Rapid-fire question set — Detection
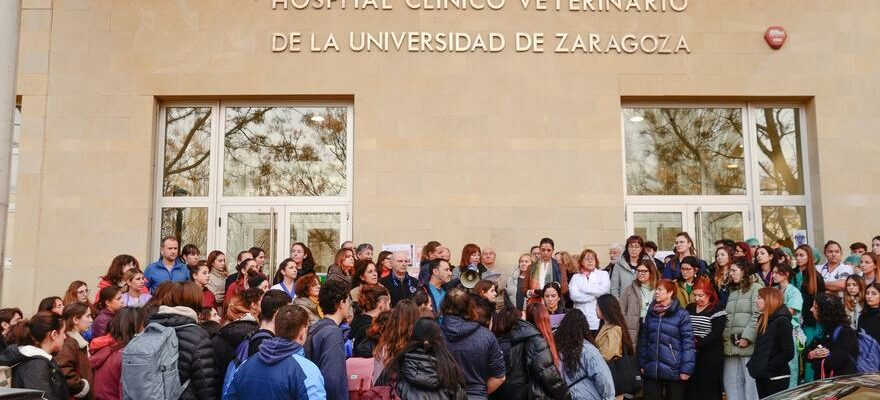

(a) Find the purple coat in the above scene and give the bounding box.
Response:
[91,308,114,338]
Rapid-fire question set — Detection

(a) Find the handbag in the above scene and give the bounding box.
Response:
[606,355,643,394]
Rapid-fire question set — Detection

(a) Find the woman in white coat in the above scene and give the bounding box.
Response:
[569,248,611,334]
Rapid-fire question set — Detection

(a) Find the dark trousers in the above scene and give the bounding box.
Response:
[644,378,684,400]
[756,378,789,398]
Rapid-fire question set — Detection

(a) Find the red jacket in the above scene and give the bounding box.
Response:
[203,287,217,310]
[88,335,122,400]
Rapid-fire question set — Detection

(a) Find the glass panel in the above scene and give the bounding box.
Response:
[223,107,347,197]
[163,107,212,197]
[624,108,745,195]
[226,212,276,277]
[695,211,744,261]
[289,212,341,273]
[160,207,208,255]
[755,108,804,195]
[633,212,683,252]
[762,206,807,249]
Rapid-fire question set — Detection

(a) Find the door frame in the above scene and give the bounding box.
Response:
[217,204,350,278]
[626,204,752,258]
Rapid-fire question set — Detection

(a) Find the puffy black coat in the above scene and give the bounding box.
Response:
[493,320,570,400]
[0,344,69,400]
[378,348,468,400]
[210,319,258,381]
[747,306,794,380]
[149,310,219,400]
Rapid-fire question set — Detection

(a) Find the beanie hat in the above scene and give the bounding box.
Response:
[746,238,760,247]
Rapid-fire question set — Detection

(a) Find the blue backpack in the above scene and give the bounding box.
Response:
[833,326,880,373]
[222,330,274,396]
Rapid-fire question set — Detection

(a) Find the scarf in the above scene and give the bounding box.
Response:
[309,296,324,318]
[653,300,672,316]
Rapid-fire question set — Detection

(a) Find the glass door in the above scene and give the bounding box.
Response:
[627,204,751,261]
[219,205,349,280]
[218,206,279,278]
[285,207,349,274]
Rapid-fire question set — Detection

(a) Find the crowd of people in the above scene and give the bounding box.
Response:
[1,234,880,400]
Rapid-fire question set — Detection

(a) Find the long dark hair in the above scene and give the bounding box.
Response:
[814,293,849,330]
[554,309,592,373]
[596,294,634,355]
[383,318,465,392]
[108,307,146,350]
[8,312,63,347]
[102,255,139,285]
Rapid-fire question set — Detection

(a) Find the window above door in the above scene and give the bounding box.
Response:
[153,101,354,261]
[622,103,812,251]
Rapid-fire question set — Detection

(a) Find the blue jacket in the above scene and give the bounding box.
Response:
[441,315,506,399]
[144,258,190,292]
[224,337,325,400]
[638,299,696,381]
[561,340,615,400]
[304,318,348,400]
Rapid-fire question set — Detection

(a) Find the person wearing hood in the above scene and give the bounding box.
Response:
[225,305,325,400]
[376,317,468,400]
[0,312,69,400]
[147,282,219,400]
[55,303,94,399]
[746,288,794,398]
[637,280,695,400]
[89,307,143,400]
[304,279,351,400]
[441,287,506,399]
[493,303,570,400]
[610,236,647,298]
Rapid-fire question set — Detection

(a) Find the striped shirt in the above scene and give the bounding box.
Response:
[688,305,727,338]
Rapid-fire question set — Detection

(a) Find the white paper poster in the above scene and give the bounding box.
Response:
[793,230,808,247]
[382,243,418,278]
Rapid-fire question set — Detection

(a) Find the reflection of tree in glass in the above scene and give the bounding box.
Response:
[223,107,347,197]
[756,109,803,195]
[762,206,806,249]
[625,108,745,195]
[163,108,212,197]
[160,208,208,252]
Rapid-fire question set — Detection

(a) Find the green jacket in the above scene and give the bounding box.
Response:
[723,283,760,356]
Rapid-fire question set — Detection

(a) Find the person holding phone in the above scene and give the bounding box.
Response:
[722,262,761,400]
[804,293,858,380]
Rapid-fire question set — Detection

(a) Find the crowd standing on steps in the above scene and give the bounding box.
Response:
[1,234,880,399]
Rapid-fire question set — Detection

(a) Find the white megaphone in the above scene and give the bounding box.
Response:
[461,263,481,289]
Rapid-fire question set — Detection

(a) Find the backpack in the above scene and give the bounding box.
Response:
[222,330,274,397]
[347,357,375,400]
[833,326,880,373]
[122,322,195,400]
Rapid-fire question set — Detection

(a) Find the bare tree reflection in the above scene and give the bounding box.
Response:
[223,107,347,197]
[160,208,208,251]
[625,108,745,195]
[756,108,804,195]
[163,108,212,196]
